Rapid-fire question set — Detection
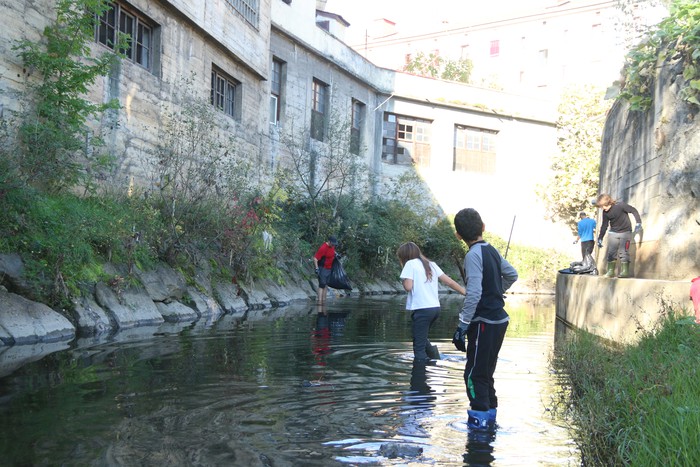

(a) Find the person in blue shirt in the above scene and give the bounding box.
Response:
[573,211,596,261]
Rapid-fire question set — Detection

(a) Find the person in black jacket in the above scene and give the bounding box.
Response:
[452,208,518,432]
[596,194,642,278]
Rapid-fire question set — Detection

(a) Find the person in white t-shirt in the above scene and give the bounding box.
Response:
[397,242,465,362]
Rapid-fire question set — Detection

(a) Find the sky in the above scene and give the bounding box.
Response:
[324,0,560,45]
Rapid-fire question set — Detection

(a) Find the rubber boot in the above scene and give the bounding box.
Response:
[426,344,441,360]
[619,262,631,278]
[605,261,616,278]
[488,408,497,429]
[467,410,490,432]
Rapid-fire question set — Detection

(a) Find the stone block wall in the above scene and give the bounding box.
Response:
[599,59,700,280]
[556,273,692,343]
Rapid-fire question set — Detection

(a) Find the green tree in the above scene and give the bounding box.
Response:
[537,86,611,232]
[404,52,473,84]
[12,0,120,193]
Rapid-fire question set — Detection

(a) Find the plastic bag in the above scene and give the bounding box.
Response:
[328,258,352,290]
[558,253,598,275]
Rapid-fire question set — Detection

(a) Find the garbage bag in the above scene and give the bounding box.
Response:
[558,253,598,275]
[328,258,352,290]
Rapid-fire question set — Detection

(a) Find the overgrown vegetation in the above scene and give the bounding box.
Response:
[537,86,610,231]
[552,309,700,465]
[11,0,121,193]
[620,0,700,110]
[0,0,564,311]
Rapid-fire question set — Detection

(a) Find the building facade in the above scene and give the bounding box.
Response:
[1,0,574,248]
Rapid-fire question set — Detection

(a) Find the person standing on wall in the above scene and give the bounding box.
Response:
[573,211,596,261]
[313,235,338,304]
[596,194,642,278]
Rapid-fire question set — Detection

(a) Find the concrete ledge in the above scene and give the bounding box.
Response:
[556,273,692,343]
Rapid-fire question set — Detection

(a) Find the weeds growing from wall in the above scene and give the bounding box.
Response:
[620,0,700,110]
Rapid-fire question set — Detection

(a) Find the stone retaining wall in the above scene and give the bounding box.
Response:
[555,273,693,343]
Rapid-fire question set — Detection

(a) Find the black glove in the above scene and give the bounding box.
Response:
[597,239,603,248]
[314,267,319,275]
[452,325,468,352]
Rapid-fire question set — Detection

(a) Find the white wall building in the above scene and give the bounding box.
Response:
[1,0,579,250]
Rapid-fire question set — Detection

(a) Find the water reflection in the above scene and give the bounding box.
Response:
[0,296,578,465]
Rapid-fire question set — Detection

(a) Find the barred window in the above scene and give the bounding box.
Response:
[95,2,155,70]
[225,0,259,28]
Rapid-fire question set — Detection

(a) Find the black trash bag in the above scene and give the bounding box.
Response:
[558,253,598,275]
[328,257,352,290]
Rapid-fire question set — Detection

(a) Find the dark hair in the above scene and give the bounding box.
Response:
[396,242,433,282]
[454,208,483,243]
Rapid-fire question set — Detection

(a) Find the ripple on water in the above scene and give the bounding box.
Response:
[0,298,578,466]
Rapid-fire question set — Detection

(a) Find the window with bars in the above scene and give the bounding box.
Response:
[95,2,155,70]
[454,125,498,173]
[350,99,365,155]
[211,66,241,120]
[311,79,328,141]
[270,58,284,125]
[382,113,431,166]
[225,0,259,28]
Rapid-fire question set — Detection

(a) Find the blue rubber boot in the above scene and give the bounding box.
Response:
[467,410,490,432]
[488,408,497,429]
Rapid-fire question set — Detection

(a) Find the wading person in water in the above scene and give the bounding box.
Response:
[451,208,518,432]
[397,242,465,363]
[595,194,642,278]
[313,236,338,304]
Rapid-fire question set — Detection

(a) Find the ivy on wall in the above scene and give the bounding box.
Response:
[620,0,700,110]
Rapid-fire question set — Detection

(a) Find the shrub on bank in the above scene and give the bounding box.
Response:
[554,311,700,465]
[0,180,565,310]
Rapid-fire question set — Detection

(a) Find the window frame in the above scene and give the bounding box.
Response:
[311,78,328,141]
[270,58,284,125]
[95,2,155,71]
[454,125,498,173]
[382,113,431,166]
[350,99,365,155]
[211,66,242,121]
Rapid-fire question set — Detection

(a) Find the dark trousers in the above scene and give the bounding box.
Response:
[580,240,594,259]
[411,307,440,361]
[463,320,509,411]
[606,231,633,262]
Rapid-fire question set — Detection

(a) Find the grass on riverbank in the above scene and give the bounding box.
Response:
[554,310,700,466]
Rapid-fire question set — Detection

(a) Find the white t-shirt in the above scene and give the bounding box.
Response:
[400,258,444,310]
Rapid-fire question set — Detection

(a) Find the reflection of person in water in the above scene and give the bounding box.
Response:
[463,431,496,465]
[397,360,438,439]
[312,308,332,366]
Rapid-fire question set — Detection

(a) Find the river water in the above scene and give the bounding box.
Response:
[0,296,578,466]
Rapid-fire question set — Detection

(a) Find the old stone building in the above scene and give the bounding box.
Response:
[1,0,573,247]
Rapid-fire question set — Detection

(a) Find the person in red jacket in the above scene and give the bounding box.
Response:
[313,236,338,304]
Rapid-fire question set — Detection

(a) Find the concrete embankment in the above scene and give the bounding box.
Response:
[556,273,693,343]
[0,254,410,347]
